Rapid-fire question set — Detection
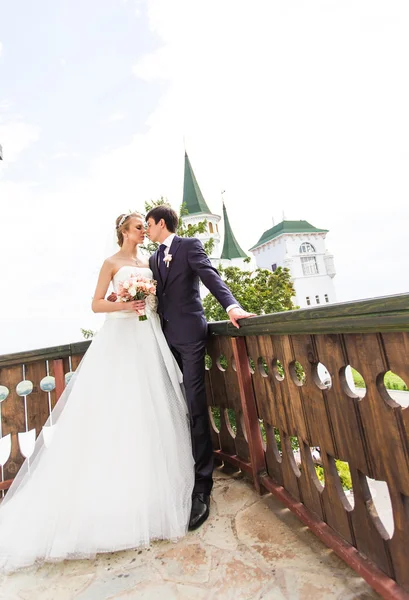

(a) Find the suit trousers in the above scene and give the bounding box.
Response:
[164,333,214,495]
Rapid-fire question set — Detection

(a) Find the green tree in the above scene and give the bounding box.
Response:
[142,197,215,256]
[202,265,296,321]
[81,328,95,339]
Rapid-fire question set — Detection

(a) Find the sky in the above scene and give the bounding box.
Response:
[0,0,408,354]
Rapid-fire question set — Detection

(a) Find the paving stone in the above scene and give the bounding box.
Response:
[213,467,235,482]
[201,514,238,551]
[208,553,272,600]
[108,582,179,599]
[265,568,379,600]
[75,564,162,600]
[212,478,258,516]
[236,496,345,571]
[152,541,212,584]
[175,583,210,599]
[0,571,95,600]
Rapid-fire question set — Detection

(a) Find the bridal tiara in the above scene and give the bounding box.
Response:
[117,214,130,229]
[117,211,143,229]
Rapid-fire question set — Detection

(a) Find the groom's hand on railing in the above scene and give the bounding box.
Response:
[227,307,256,329]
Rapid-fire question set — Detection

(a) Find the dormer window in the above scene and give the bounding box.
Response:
[300,242,316,254]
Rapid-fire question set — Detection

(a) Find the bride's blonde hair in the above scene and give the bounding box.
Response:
[115,212,143,247]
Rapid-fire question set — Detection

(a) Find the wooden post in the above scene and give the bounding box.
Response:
[231,337,266,493]
[0,479,13,491]
[53,359,65,401]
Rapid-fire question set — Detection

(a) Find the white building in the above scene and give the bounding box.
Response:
[249,221,336,308]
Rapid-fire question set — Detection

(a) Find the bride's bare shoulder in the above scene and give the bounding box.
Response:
[101,254,121,272]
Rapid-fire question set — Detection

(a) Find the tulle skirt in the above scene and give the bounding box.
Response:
[0,310,194,573]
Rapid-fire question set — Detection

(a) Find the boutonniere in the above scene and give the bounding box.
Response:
[163,254,172,268]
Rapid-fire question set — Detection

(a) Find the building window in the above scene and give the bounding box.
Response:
[325,294,329,303]
[316,295,320,304]
[216,224,219,232]
[301,255,318,276]
[306,296,311,306]
[271,263,277,272]
[300,242,316,254]
[209,222,214,233]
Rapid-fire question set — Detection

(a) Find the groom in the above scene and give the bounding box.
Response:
[146,205,254,530]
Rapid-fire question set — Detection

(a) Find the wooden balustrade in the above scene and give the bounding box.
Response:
[0,342,90,485]
[205,293,409,600]
[1,293,409,598]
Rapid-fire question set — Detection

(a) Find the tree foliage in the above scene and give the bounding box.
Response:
[81,328,95,339]
[202,265,296,321]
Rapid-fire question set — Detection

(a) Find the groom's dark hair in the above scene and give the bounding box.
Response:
[146,205,179,233]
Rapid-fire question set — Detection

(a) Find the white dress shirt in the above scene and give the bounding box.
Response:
[159,233,238,313]
[160,233,176,256]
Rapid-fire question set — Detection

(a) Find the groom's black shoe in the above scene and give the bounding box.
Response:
[188,493,210,531]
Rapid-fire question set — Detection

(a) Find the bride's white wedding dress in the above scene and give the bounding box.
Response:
[0,266,195,573]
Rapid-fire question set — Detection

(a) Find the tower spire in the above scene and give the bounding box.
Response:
[182,152,212,215]
[220,200,247,260]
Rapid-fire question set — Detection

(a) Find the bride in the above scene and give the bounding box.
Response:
[0,212,195,573]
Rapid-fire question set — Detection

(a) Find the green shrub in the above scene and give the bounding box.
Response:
[352,368,408,392]
[314,460,352,490]
[351,368,365,388]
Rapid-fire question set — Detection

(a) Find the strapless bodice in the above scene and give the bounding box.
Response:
[112,265,153,293]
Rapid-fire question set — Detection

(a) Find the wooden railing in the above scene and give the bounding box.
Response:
[0,342,90,487]
[1,293,409,598]
[205,293,409,600]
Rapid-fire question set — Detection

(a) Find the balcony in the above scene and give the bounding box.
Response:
[1,293,409,599]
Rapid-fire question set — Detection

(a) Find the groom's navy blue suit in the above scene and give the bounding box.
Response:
[149,235,238,494]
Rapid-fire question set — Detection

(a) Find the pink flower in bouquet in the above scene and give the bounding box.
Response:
[116,276,157,321]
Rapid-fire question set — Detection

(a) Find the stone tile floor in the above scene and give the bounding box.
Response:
[0,468,380,600]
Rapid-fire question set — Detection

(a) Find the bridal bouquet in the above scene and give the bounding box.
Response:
[117,275,157,321]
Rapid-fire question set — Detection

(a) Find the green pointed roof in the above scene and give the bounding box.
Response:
[182,152,212,215]
[249,220,328,251]
[220,202,247,260]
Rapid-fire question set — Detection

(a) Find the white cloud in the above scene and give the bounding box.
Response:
[0,120,41,162]
[134,1,143,17]
[0,100,13,111]
[103,111,127,124]
[123,0,143,17]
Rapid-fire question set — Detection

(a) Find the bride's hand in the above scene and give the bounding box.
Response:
[119,300,146,312]
[133,300,146,312]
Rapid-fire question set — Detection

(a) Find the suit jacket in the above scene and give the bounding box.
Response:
[149,236,238,344]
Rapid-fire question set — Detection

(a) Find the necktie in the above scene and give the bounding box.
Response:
[159,243,167,282]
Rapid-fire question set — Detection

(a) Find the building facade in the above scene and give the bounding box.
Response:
[250,221,336,308]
